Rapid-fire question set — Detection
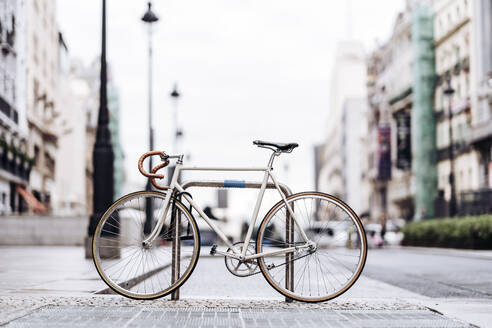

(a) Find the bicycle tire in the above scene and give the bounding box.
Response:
[256,192,367,302]
[92,191,200,300]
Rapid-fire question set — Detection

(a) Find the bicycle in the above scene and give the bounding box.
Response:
[92,140,367,303]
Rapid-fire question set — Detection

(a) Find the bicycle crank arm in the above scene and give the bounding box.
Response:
[213,249,243,260]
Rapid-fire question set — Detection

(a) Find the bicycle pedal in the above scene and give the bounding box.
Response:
[210,244,218,256]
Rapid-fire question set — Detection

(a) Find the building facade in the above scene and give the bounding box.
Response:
[53,47,91,215]
[81,59,124,213]
[24,0,60,212]
[468,0,492,211]
[53,57,124,216]
[0,0,32,215]
[318,40,368,215]
[364,0,492,221]
[365,6,416,222]
[365,1,440,222]
[432,0,481,216]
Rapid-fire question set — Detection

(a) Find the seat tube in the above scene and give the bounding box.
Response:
[242,168,270,257]
[270,172,310,242]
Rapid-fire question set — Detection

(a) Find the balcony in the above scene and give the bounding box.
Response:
[0,143,34,182]
[437,142,470,162]
[0,75,19,124]
[459,189,492,215]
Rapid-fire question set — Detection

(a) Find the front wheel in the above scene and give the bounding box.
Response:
[256,192,367,302]
[92,191,200,300]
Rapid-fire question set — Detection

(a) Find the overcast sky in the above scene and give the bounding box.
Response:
[58,0,405,220]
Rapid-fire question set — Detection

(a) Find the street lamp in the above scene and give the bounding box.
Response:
[443,71,457,217]
[141,2,159,234]
[170,84,181,153]
[168,84,182,184]
[86,0,115,258]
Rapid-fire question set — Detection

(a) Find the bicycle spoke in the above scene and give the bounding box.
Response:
[93,192,199,299]
[257,193,367,302]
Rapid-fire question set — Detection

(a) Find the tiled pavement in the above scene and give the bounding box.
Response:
[2,305,469,328]
[0,247,476,327]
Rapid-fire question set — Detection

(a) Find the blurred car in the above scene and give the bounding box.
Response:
[383,220,404,245]
[306,221,349,248]
[365,223,384,248]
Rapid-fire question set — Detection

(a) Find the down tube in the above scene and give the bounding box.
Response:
[174,184,237,252]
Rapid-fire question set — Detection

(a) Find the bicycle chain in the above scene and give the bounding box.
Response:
[243,250,314,277]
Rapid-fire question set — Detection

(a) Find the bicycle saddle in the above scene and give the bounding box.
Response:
[253,140,299,153]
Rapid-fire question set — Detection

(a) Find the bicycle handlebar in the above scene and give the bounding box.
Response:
[150,162,169,190]
[138,151,170,190]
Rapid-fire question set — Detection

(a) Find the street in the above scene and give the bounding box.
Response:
[364,248,492,299]
[1,246,491,327]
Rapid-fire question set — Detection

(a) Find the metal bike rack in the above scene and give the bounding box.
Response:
[171,180,294,302]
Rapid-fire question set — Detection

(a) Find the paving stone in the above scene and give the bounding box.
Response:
[1,305,470,328]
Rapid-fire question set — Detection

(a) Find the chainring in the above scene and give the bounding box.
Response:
[224,242,259,277]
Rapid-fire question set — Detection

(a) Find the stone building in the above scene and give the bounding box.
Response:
[53,57,124,216]
[365,1,439,221]
[432,0,480,215]
[24,0,60,212]
[318,41,368,215]
[0,0,32,215]
[467,0,492,211]
[80,59,124,213]
[365,5,416,222]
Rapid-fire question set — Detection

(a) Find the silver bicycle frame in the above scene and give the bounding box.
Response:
[143,151,312,260]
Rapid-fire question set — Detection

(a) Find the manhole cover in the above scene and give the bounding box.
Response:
[4,306,469,328]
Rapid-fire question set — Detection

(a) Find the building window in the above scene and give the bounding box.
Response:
[33,78,39,104]
[33,34,39,64]
[45,153,55,178]
[34,146,40,167]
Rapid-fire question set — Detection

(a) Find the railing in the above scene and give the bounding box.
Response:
[0,150,31,181]
[437,142,470,162]
[0,95,19,124]
[459,189,492,216]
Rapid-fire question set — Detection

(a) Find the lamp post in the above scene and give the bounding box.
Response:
[170,84,181,153]
[168,84,181,183]
[444,71,457,217]
[141,2,159,234]
[86,0,115,258]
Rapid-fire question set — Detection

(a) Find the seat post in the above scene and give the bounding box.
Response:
[267,151,280,168]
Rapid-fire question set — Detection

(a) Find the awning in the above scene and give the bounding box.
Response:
[16,186,47,214]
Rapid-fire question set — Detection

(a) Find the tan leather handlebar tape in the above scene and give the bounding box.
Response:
[150,162,169,190]
[138,151,166,179]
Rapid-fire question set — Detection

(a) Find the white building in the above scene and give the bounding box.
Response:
[318,41,368,214]
[52,46,91,215]
[432,0,480,206]
[24,0,60,212]
[469,0,492,191]
[0,0,30,215]
[342,98,368,214]
[365,6,416,222]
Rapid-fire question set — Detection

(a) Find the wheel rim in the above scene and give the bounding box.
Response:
[257,193,367,302]
[93,192,199,299]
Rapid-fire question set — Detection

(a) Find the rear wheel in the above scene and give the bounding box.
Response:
[92,191,200,300]
[256,192,367,302]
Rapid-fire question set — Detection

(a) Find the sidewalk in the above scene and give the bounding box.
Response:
[0,246,475,327]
